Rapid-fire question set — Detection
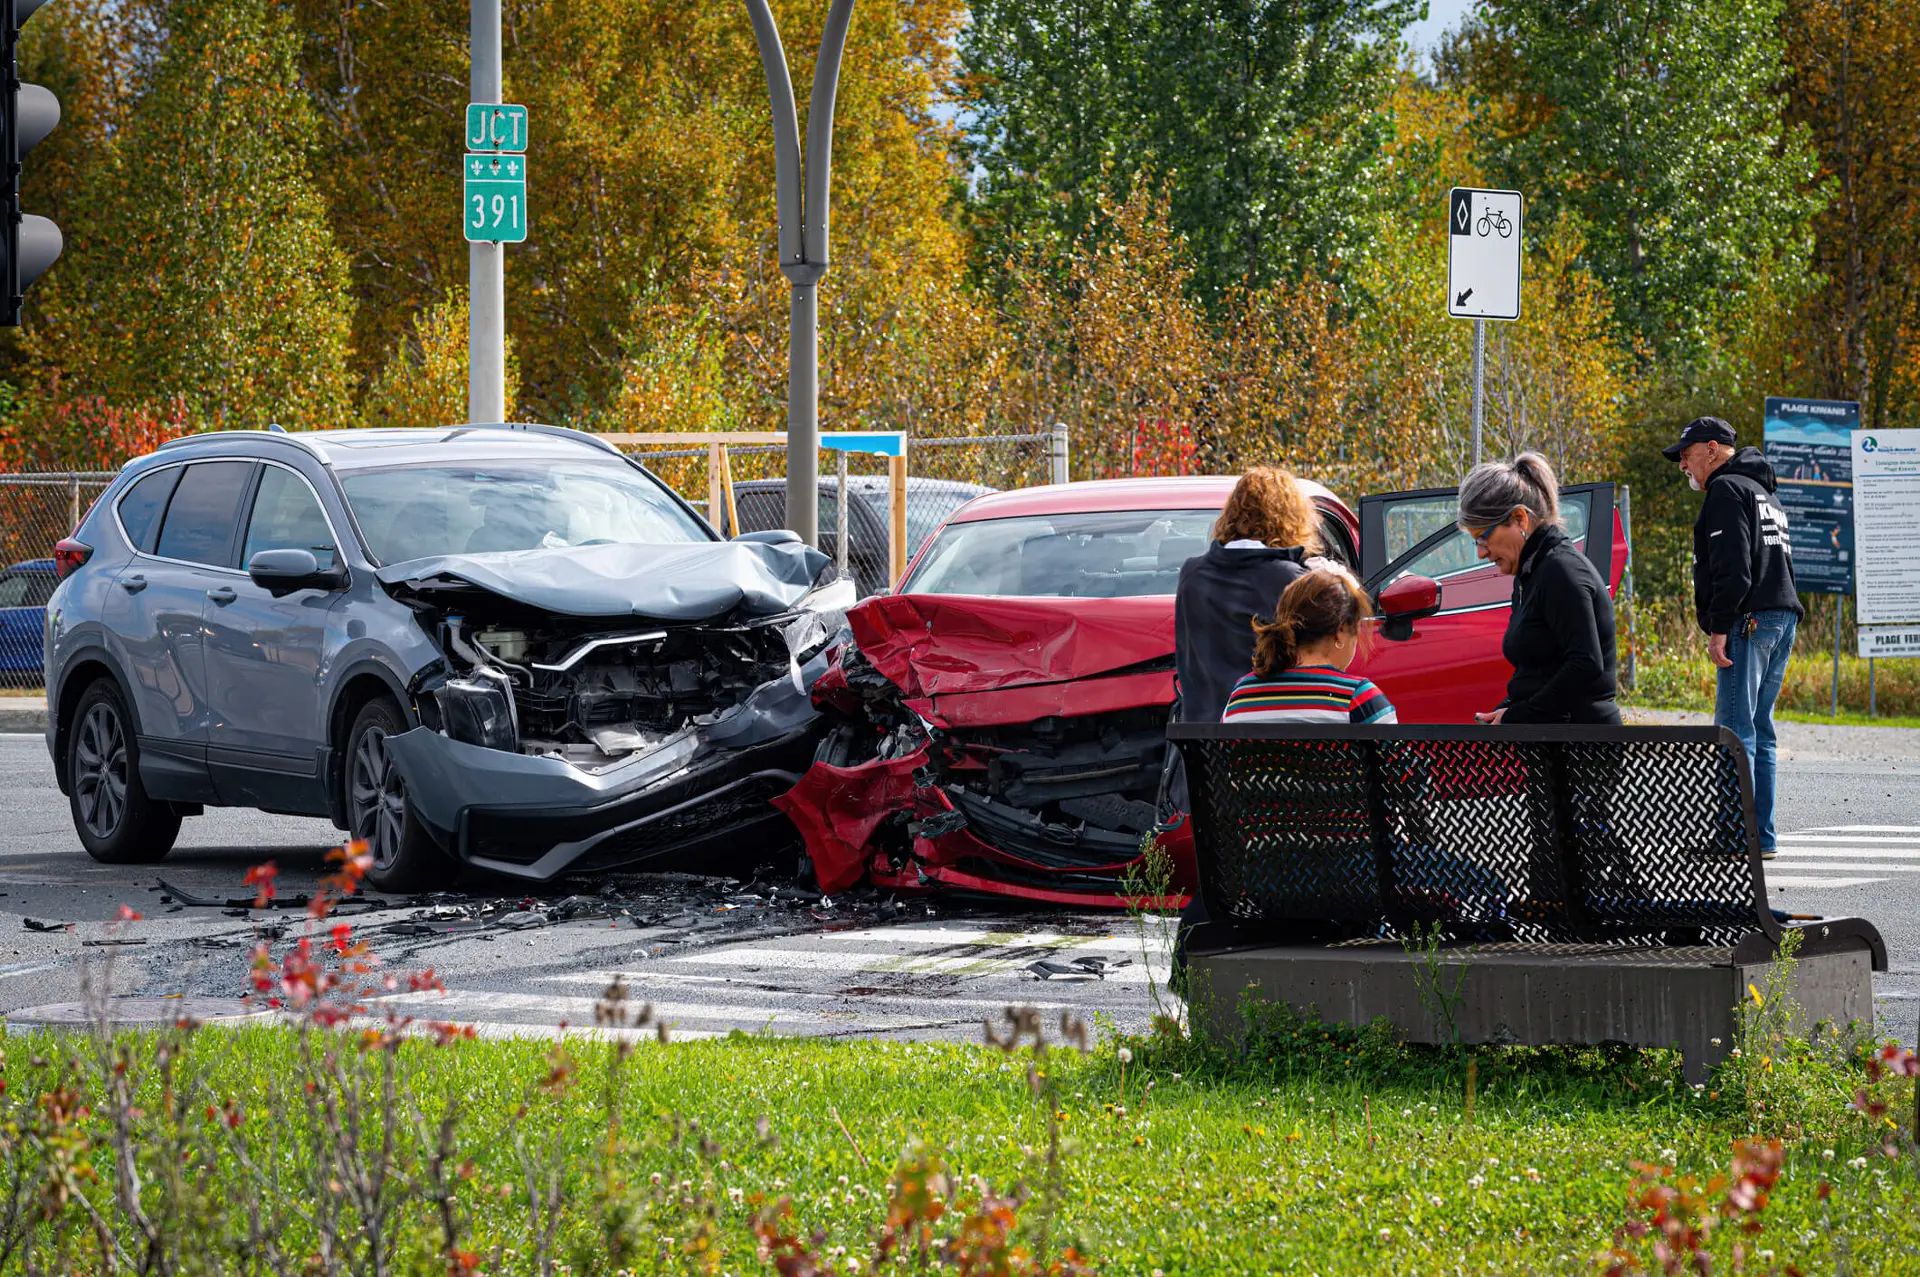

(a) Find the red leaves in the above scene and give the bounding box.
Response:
[311,841,371,920]
[1863,1041,1920,1083]
[244,862,279,908]
[1609,1139,1784,1275]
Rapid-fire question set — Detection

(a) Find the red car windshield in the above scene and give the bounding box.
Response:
[902,509,1219,598]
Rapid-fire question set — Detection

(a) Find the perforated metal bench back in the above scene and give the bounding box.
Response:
[1169,724,1774,949]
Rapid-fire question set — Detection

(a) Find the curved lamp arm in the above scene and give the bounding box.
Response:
[743,0,804,271]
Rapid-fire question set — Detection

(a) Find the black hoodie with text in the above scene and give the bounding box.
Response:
[1692,447,1804,635]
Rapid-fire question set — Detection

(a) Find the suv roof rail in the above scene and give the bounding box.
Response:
[468,421,625,458]
[155,430,328,459]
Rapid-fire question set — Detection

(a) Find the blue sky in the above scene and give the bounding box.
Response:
[1405,0,1477,59]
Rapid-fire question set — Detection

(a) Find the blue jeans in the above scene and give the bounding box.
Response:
[1715,610,1798,851]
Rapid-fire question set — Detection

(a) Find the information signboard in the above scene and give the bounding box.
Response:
[1762,397,1856,595]
[1852,428,1920,627]
[1859,626,1920,659]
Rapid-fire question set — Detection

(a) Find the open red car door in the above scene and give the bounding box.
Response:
[1354,482,1622,722]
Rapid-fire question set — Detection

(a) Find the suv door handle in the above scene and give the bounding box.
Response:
[119,575,147,594]
[207,586,237,606]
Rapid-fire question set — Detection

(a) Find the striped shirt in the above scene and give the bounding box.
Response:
[1220,666,1398,725]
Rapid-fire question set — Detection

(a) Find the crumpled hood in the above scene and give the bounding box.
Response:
[375,540,830,620]
[1714,446,1780,493]
[848,593,1175,697]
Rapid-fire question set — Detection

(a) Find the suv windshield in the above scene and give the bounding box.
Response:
[341,460,708,564]
[903,510,1219,598]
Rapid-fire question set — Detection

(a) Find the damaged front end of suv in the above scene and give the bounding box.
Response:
[378,540,850,879]
[775,594,1194,907]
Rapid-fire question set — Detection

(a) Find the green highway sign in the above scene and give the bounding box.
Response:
[466,103,527,152]
[463,152,527,243]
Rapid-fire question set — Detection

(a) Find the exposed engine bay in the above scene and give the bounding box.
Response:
[776,640,1194,905]
[408,596,847,773]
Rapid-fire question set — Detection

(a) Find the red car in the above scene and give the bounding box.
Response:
[776,476,1626,907]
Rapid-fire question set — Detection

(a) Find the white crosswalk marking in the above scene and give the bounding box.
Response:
[362,922,1179,1043]
[1764,876,1889,889]
[1767,825,1920,893]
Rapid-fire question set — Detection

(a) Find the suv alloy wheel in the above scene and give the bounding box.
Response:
[68,678,181,864]
[343,698,451,892]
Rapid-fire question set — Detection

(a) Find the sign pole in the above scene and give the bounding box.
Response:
[1832,594,1841,716]
[1470,318,1485,467]
[469,0,505,424]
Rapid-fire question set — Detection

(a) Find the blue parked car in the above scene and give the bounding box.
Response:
[43,424,850,890]
[0,558,57,684]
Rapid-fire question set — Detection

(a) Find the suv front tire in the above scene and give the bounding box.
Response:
[343,698,450,893]
[68,678,181,864]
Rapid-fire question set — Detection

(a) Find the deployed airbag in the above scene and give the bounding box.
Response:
[378,540,831,620]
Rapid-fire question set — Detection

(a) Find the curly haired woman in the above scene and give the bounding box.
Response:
[1173,466,1324,726]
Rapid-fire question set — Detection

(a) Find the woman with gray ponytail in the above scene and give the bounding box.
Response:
[1457,452,1619,725]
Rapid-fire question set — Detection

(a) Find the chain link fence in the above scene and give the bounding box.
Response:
[0,472,114,688]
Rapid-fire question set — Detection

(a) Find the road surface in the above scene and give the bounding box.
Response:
[0,722,1912,1044]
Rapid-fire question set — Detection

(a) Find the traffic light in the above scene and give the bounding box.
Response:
[2,0,60,326]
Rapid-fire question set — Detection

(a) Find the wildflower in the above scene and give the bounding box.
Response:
[1710,1037,1722,1046]
[1118,1047,1133,1064]
[1379,1228,1392,1241]
[1849,1156,1869,1170]
[1661,1148,1676,1161]
[1731,1047,1743,1058]
[1171,1072,1182,1081]
[1429,1194,1442,1207]
[1822,1149,1834,1159]
[1467,1175,1485,1189]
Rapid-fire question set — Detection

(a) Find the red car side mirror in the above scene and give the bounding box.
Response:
[1376,574,1441,642]
[1378,574,1440,616]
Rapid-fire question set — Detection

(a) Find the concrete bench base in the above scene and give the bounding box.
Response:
[1186,940,1877,1082]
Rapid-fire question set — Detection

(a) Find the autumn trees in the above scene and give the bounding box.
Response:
[0,0,1915,604]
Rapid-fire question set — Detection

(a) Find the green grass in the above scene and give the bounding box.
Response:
[9,1009,1917,1274]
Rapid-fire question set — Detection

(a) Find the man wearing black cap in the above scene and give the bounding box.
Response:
[1664,416,1803,858]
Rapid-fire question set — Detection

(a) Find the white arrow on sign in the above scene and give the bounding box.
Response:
[1446,187,1523,322]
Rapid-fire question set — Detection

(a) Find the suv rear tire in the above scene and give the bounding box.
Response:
[68,679,181,864]
[343,698,450,894]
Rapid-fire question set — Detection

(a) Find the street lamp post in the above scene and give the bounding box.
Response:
[744,0,855,548]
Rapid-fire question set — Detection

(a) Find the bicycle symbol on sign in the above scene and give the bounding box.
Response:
[1476,208,1513,238]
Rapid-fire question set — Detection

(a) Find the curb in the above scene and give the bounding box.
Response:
[0,698,47,734]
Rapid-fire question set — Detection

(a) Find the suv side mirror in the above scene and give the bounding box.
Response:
[732,528,802,546]
[1376,574,1441,642]
[248,548,347,598]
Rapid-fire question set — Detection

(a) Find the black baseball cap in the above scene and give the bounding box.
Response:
[1662,416,1737,461]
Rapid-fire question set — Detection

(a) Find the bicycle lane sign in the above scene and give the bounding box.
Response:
[1447,187,1523,321]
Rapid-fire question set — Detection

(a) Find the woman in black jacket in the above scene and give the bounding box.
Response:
[1457,453,1628,904]
[1456,452,1620,725]
[1173,465,1321,726]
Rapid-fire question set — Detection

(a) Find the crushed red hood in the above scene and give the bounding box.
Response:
[848,594,1175,699]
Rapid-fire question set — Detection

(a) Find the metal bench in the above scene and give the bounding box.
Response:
[1169,723,1887,1081]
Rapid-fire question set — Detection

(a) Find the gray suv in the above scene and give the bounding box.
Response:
[44,425,849,891]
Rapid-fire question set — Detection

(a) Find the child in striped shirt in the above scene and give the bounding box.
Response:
[1221,567,1398,724]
